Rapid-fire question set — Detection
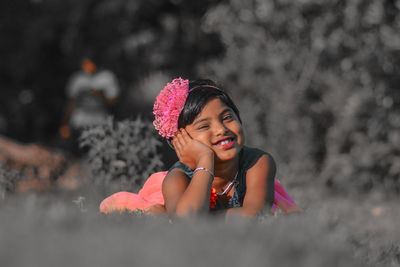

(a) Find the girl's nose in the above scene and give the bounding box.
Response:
[214,122,228,136]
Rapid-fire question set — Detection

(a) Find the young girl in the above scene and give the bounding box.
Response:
[100,78,299,217]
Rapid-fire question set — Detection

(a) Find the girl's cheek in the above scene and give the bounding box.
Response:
[240,132,245,145]
[187,131,204,142]
[237,126,245,145]
[197,136,211,146]
[184,127,196,139]
[194,134,213,147]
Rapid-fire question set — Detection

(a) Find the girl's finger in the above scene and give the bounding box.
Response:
[171,138,180,155]
[175,131,186,147]
[175,146,182,160]
[180,128,192,142]
[171,138,176,148]
[171,137,178,149]
[169,139,175,150]
[173,136,183,153]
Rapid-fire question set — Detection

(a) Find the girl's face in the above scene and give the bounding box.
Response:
[185,98,245,163]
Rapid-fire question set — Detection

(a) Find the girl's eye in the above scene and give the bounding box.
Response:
[223,114,233,121]
[197,124,209,130]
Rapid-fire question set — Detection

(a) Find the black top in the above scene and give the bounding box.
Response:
[168,146,276,209]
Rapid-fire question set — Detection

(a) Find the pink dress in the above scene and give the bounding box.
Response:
[99,171,299,214]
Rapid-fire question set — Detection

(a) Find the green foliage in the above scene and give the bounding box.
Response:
[80,117,163,192]
[199,0,400,194]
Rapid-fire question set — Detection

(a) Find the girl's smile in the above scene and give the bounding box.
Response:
[213,136,236,150]
[185,98,244,162]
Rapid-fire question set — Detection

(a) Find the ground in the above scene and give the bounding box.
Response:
[1,180,399,267]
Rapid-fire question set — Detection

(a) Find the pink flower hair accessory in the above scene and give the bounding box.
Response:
[153,78,189,138]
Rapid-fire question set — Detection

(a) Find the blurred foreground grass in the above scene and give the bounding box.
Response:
[1,185,399,267]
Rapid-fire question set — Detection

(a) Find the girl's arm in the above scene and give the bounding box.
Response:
[225,154,275,217]
[162,129,215,217]
[162,155,214,216]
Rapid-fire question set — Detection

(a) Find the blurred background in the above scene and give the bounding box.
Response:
[1,0,400,198]
[1,1,400,266]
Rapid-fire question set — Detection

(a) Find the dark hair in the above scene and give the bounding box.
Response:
[177,79,241,129]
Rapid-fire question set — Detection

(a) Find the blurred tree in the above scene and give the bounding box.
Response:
[3,0,398,196]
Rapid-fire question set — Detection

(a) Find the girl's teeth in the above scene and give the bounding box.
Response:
[219,139,230,145]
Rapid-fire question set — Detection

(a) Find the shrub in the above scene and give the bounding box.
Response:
[0,163,20,200]
[80,117,163,193]
[199,0,400,195]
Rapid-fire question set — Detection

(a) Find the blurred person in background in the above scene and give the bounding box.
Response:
[59,58,120,156]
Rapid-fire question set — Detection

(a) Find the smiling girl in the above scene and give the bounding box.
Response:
[100,78,299,217]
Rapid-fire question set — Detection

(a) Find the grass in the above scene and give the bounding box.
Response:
[1,183,399,267]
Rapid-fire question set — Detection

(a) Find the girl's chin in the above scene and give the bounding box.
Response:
[214,147,242,163]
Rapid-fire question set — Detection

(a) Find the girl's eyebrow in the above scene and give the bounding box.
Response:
[193,108,232,125]
[193,117,210,126]
[220,108,232,115]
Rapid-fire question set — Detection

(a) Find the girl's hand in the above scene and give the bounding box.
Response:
[171,128,214,170]
[144,204,166,215]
